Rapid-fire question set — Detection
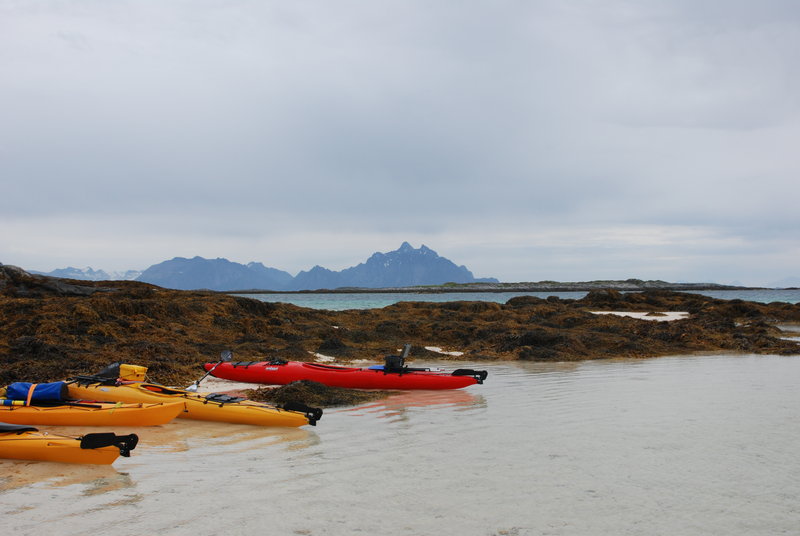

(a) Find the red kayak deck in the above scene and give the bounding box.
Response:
[204,361,487,390]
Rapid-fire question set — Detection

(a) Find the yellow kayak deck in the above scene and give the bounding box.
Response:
[67,381,320,427]
[0,401,184,426]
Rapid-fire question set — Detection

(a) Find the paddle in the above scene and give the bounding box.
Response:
[185,350,233,392]
[80,433,139,457]
[0,398,104,408]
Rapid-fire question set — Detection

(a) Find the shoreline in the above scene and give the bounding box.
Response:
[2,266,799,387]
[222,280,778,295]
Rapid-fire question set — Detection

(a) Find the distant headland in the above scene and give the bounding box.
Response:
[238,279,751,294]
[32,242,500,292]
[26,242,792,292]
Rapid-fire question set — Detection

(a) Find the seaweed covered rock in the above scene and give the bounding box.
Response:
[0,264,107,298]
[1,266,798,386]
[246,381,391,407]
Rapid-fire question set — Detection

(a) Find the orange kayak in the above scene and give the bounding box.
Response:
[66,362,322,427]
[0,422,138,464]
[0,401,184,426]
[67,380,321,427]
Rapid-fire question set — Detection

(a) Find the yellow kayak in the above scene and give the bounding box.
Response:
[0,401,184,426]
[0,422,138,464]
[67,379,321,427]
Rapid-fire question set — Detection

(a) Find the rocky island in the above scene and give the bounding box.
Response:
[1,264,798,388]
[254,278,748,294]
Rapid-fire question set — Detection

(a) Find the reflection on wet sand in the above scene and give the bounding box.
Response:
[0,460,122,492]
[157,420,317,453]
[0,420,317,492]
[120,420,317,454]
[36,419,317,453]
[335,388,485,418]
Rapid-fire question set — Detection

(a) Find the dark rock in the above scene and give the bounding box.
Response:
[246,381,392,407]
[316,337,352,357]
[1,264,109,298]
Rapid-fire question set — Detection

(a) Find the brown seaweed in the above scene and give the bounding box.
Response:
[2,266,798,386]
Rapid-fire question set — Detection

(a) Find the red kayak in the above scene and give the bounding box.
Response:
[203,347,487,390]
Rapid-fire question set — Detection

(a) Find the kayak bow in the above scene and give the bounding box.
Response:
[0,422,138,464]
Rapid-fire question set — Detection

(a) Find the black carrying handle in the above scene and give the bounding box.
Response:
[80,433,139,457]
[451,369,489,384]
[281,402,324,426]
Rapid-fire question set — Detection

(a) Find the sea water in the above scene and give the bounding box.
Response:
[234,289,800,310]
[2,354,799,535]
[233,290,586,310]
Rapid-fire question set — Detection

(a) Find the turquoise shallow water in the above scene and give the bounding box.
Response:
[234,289,800,310]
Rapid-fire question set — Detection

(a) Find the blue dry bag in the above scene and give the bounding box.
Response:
[6,381,68,402]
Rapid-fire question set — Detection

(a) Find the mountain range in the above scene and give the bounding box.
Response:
[32,242,498,291]
[38,266,143,282]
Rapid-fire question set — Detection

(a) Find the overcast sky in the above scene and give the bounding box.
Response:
[2,1,799,286]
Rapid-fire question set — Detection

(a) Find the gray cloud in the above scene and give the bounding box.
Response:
[1,0,798,286]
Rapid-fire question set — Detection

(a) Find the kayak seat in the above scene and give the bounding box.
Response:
[140,384,185,395]
[383,355,406,374]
